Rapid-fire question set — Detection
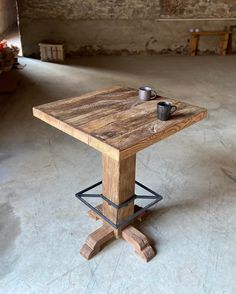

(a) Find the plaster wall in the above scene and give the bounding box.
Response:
[0,0,17,37]
[17,0,236,56]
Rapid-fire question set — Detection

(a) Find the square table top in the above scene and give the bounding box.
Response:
[33,86,207,160]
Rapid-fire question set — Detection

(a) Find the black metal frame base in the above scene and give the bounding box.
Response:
[75,181,163,229]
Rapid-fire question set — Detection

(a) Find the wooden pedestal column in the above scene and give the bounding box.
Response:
[102,154,136,238]
[80,154,155,262]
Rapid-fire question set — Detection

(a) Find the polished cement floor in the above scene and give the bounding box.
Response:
[0,55,236,294]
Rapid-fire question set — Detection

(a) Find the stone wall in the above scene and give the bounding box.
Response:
[0,0,17,37]
[17,0,236,56]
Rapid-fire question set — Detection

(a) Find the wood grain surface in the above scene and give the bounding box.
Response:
[191,31,231,36]
[80,224,115,260]
[189,31,231,56]
[102,154,136,237]
[122,225,156,262]
[33,86,207,160]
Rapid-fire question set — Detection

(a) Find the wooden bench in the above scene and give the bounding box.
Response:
[188,31,232,56]
[228,26,236,54]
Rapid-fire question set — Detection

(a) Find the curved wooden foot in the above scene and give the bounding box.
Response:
[80,224,115,260]
[122,225,155,262]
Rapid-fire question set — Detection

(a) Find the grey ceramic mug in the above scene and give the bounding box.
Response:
[139,86,157,101]
[157,101,177,121]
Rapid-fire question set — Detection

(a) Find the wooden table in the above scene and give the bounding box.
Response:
[33,86,207,262]
[188,31,231,56]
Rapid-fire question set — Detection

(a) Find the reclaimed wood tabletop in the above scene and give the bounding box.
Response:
[33,86,207,160]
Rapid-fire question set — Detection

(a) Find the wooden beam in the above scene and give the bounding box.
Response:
[219,32,230,55]
[191,31,231,36]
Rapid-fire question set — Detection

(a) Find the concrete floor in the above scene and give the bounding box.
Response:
[0,55,236,294]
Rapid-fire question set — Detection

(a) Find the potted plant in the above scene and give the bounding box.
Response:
[0,40,19,73]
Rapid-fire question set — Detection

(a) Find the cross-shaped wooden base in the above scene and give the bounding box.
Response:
[80,204,156,262]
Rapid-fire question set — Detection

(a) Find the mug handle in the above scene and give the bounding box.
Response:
[171,105,177,114]
[150,90,157,100]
